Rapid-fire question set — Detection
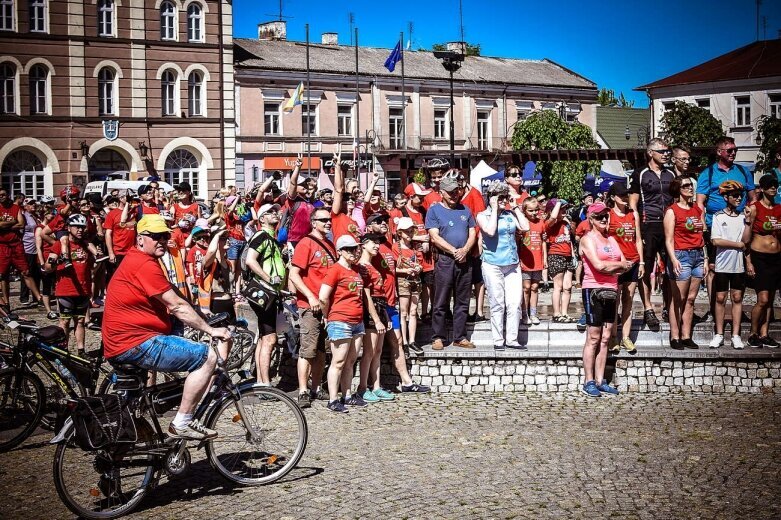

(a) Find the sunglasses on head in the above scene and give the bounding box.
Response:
[142,232,171,241]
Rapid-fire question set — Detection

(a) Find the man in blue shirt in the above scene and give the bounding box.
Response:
[426,176,477,350]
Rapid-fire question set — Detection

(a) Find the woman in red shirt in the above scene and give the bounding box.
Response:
[319,235,367,414]
[607,183,644,353]
[664,177,707,350]
[544,198,575,322]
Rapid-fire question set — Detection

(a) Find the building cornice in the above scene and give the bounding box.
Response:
[0,115,235,125]
[0,31,231,51]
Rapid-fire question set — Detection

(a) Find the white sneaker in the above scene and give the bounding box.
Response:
[168,419,217,440]
[731,336,745,350]
[709,334,724,349]
[530,315,540,325]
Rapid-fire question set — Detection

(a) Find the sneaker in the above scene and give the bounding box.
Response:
[661,309,669,322]
[577,314,587,330]
[408,342,424,355]
[168,419,217,440]
[597,380,619,396]
[451,339,475,349]
[361,389,380,403]
[297,392,312,409]
[670,339,684,350]
[523,316,532,326]
[622,337,637,353]
[530,315,540,325]
[432,338,445,351]
[327,400,349,413]
[494,344,506,351]
[310,387,328,401]
[681,338,699,349]
[761,336,780,349]
[644,309,660,328]
[373,388,395,401]
[747,334,763,348]
[709,334,724,349]
[506,343,527,350]
[344,394,368,407]
[401,382,431,393]
[731,336,745,350]
[47,311,59,321]
[695,311,713,324]
[580,380,601,398]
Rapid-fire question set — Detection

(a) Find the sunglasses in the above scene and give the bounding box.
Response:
[680,183,694,189]
[720,147,738,154]
[591,214,609,222]
[505,172,521,178]
[725,191,743,198]
[313,217,331,223]
[341,246,360,253]
[652,149,672,155]
[142,232,171,241]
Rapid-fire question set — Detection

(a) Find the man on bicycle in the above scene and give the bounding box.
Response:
[102,214,231,441]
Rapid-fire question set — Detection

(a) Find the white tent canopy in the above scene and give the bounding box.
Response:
[470,160,498,189]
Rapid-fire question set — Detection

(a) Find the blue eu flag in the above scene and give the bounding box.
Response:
[384,41,402,72]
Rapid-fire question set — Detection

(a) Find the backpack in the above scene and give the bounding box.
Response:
[277,200,302,244]
[240,230,277,281]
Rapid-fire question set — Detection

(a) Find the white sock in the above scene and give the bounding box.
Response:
[172,412,193,428]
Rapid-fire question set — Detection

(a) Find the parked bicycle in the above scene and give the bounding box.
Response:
[51,328,308,519]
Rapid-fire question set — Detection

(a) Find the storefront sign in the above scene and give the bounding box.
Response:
[263,156,321,170]
[323,158,373,170]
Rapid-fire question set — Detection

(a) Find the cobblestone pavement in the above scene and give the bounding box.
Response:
[1,393,779,519]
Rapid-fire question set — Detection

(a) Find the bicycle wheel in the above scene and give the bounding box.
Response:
[206,386,307,485]
[0,368,45,452]
[53,424,157,519]
[225,328,255,371]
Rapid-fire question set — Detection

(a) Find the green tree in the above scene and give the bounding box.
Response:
[432,42,481,56]
[660,100,724,149]
[597,88,635,108]
[510,110,601,201]
[755,115,781,173]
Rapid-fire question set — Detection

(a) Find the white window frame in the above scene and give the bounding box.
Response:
[476,109,491,150]
[161,69,179,116]
[264,102,280,136]
[28,0,46,33]
[0,61,17,114]
[433,108,448,139]
[97,0,115,38]
[768,93,781,120]
[337,103,353,137]
[186,2,203,42]
[159,0,176,41]
[187,70,203,117]
[97,66,117,116]
[0,0,14,31]
[515,101,533,123]
[301,102,318,136]
[164,149,201,198]
[695,98,710,111]
[734,95,751,127]
[1,150,45,198]
[389,107,404,149]
[28,63,48,115]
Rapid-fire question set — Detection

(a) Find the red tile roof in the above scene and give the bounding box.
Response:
[636,39,781,90]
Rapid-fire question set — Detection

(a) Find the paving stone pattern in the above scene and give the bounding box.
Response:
[1,393,779,519]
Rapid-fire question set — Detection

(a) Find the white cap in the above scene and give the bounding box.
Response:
[257,203,281,217]
[396,216,415,231]
[336,235,360,250]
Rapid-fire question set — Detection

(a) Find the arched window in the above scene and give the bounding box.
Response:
[0,62,15,114]
[0,0,14,31]
[161,69,177,116]
[159,0,175,40]
[188,71,202,116]
[97,0,114,37]
[98,67,115,116]
[1,150,45,198]
[28,64,47,114]
[164,149,199,195]
[187,3,202,42]
[29,0,46,33]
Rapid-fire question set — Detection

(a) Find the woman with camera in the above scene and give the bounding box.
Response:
[579,202,631,397]
[476,181,530,350]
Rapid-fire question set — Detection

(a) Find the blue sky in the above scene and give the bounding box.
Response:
[234,0,781,108]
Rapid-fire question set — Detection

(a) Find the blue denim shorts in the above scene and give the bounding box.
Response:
[110,335,208,373]
[325,321,365,341]
[385,304,400,330]
[226,237,246,261]
[667,249,704,281]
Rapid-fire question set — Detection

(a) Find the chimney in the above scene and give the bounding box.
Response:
[258,21,286,41]
[446,41,466,55]
[321,32,338,45]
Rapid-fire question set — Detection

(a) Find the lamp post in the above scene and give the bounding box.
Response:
[434,50,464,166]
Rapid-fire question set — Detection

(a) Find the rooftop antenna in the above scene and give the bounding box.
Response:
[349,12,355,45]
[459,0,465,44]
[264,0,292,22]
[407,21,413,49]
[756,0,762,41]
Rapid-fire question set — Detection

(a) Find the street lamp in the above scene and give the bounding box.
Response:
[624,125,631,141]
[138,141,149,159]
[434,50,464,165]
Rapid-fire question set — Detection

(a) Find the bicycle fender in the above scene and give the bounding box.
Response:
[50,417,73,444]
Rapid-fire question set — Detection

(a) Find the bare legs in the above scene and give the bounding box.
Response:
[254,332,277,384]
[582,322,613,383]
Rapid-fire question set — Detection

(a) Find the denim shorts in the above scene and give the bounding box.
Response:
[226,237,246,261]
[667,249,704,281]
[109,335,208,373]
[386,304,401,330]
[325,321,365,341]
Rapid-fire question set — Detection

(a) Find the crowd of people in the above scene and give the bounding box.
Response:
[1,138,780,407]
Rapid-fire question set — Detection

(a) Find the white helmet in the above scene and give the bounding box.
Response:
[40,195,55,204]
[67,214,88,227]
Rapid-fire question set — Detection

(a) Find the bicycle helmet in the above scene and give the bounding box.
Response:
[424,157,450,171]
[718,180,744,194]
[39,195,55,204]
[486,180,510,199]
[67,214,88,227]
[59,185,80,200]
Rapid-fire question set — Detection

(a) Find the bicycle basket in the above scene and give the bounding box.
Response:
[72,394,138,451]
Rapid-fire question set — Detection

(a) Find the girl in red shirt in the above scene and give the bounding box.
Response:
[519,197,546,325]
[544,199,575,322]
[664,177,707,350]
[393,218,424,352]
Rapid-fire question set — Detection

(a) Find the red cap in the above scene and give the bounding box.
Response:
[404,182,431,197]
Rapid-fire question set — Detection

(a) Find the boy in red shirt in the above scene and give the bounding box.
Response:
[519,197,546,325]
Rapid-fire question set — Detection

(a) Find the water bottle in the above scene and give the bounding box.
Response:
[53,358,79,389]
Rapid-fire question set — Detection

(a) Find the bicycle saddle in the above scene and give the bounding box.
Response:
[206,312,231,327]
[110,363,148,377]
[30,325,68,344]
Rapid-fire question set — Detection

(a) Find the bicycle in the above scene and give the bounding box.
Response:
[0,318,111,452]
[183,313,256,372]
[51,327,308,519]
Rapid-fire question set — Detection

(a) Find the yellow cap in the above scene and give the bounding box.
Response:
[136,214,171,234]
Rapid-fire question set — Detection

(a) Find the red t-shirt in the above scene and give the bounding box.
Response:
[669,204,705,250]
[422,190,442,210]
[38,223,53,258]
[186,244,209,286]
[0,202,20,243]
[575,220,591,238]
[48,214,65,234]
[545,219,572,256]
[104,208,137,255]
[519,219,545,271]
[171,228,189,250]
[173,202,200,222]
[291,235,337,309]
[103,248,173,358]
[224,212,246,241]
[373,243,397,306]
[141,204,160,215]
[751,201,781,235]
[393,243,423,277]
[331,211,361,243]
[389,205,433,272]
[461,187,487,218]
[321,262,366,324]
[608,209,640,262]
[360,261,385,299]
[51,240,92,297]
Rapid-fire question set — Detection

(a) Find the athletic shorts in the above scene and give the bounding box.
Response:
[57,296,90,318]
[641,221,667,268]
[386,304,401,330]
[421,270,434,287]
[249,299,279,336]
[471,256,484,284]
[0,241,28,277]
[582,288,617,326]
[617,262,640,284]
[713,272,746,293]
[109,334,208,373]
[298,308,326,360]
[749,250,781,293]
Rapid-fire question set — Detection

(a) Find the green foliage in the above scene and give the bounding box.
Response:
[660,101,724,149]
[755,115,781,173]
[432,42,481,56]
[413,168,426,185]
[597,88,635,108]
[510,110,601,201]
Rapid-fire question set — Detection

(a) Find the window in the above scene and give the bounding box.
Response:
[769,94,781,120]
[735,96,751,127]
[187,71,202,116]
[434,109,447,139]
[662,101,675,113]
[28,64,47,114]
[477,110,490,150]
[337,104,353,137]
[160,0,176,40]
[0,0,13,31]
[0,62,15,114]
[161,69,177,116]
[264,102,280,135]
[28,0,45,32]
[187,3,203,42]
[164,149,200,197]
[516,101,533,122]
[1,150,45,198]
[389,108,404,149]
[301,103,317,136]
[696,98,710,111]
[97,0,114,37]
[98,67,115,116]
